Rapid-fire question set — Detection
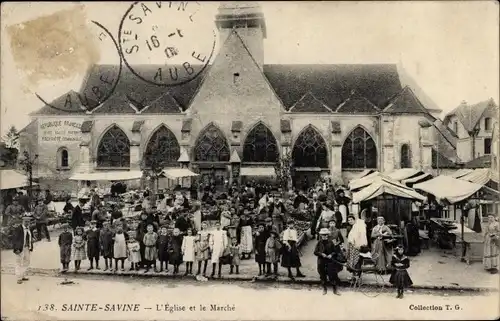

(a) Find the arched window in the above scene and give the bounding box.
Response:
[292,126,328,168]
[400,144,411,168]
[144,126,180,167]
[57,148,69,168]
[243,123,279,162]
[341,126,377,169]
[194,124,230,162]
[97,125,130,168]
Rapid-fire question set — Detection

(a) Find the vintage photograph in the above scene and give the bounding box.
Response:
[1,1,499,320]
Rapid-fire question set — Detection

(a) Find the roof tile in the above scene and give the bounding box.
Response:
[432,148,459,169]
[141,92,182,114]
[289,92,332,113]
[464,155,491,169]
[336,90,379,114]
[383,86,427,113]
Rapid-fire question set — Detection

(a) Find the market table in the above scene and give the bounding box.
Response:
[450,222,484,265]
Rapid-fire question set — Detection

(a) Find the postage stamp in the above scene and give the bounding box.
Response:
[118,1,216,86]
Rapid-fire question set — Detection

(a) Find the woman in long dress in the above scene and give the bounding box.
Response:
[371,216,393,272]
[483,214,499,274]
[239,211,254,259]
[346,215,367,277]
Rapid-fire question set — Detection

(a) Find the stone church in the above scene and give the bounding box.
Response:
[20,2,454,190]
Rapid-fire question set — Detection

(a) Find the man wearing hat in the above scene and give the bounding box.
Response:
[33,197,50,242]
[71,198,86,232]
[314,228,345,295]
[12,214,34,284]
[4,197,25,226]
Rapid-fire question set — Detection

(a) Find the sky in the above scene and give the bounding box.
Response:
[1,1,499,135]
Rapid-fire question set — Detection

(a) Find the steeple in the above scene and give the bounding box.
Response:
[215,2,266,69]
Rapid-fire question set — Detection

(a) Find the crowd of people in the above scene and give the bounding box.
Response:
[7,176,498,298]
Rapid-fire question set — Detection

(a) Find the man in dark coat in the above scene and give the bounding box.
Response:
[12,215,34,284]
[71,199,86,231]
[17,192,30,212]
[33,198,50,242]
[4,197,25,226]
[293,190,309,209]
[314,228,345,295]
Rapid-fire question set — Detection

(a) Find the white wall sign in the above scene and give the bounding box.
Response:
[39,120,83,143]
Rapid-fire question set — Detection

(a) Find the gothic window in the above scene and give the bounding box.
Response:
[400,144,411,168]
[243,123,279,162]
[57,148,69,168]
[341,126,377,169]
[96,125,130,168]
[194,124,230,162]
[144,126,180,167]
[292,126,328,168]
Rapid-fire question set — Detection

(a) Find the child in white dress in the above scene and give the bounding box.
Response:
[182,228,196,275]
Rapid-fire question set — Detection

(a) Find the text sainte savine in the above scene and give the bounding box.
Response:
[39,303,236,313]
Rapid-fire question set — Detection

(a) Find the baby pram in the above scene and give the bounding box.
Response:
[348,248,387,297]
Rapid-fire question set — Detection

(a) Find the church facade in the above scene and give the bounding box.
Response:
[20,3,445,189]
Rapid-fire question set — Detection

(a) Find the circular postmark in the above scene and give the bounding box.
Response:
[35,20,123,114]
[118,1,216,87]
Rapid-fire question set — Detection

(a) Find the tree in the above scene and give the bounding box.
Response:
[274,150,293,192]
[2,126,19,149]
[141,152,166,206]
[18,150,38,211]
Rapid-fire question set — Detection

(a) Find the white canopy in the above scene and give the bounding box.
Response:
[449,168,473,179]
[240,167,276,177]
[459,168,499,186]
[386,168,423,181]
[413,175,484,204]
[402,172,434,186]
[0,170,37,190]
[352,176,426,203]
[163,168,199,179]
[348,171,381,190]
[353,169,377,180]
[69,170,143,181]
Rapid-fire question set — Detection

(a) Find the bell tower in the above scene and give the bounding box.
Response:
[215,2,267,70]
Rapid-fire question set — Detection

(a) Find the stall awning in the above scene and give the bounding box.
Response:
[386,168,423,181]
[413,175,484,204]
[352,176,426,203]
[69,170,143,181]
[163,168,199,179]
[459,168,499,186]
[352,169,376,180]
[448,168,473,179]
[348,171,381,190]
[240,167,276,176]
[0,170,38,190]
[402,173,434,186]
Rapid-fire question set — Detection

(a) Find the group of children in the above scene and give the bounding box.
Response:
[57,219,246,277]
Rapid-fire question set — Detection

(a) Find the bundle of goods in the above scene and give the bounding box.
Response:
[288,208,313,222]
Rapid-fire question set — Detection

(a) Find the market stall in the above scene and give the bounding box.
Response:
[448,168,474,179]
[348,171,381,191]
[386,168,425,182]
[414,175,499,264]
[0,169,38,190]
[401,172,434,187]
[459,168,499,190]
[352,176,426,243]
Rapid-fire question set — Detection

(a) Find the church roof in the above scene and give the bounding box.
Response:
[263,64,402,111]
[383,86,428,113]
[31,63,428,116]
[336,90,380,113]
